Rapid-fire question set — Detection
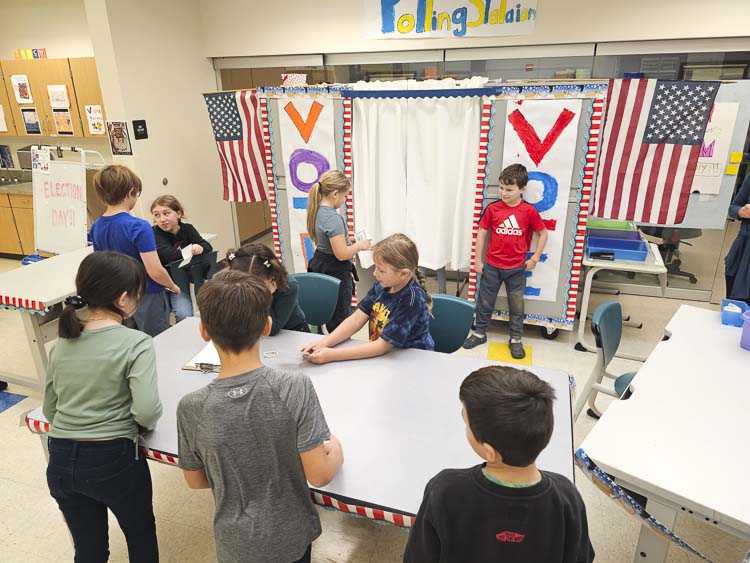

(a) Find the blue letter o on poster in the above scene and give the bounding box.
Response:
[527,171,558,214]
[289,149,330,193]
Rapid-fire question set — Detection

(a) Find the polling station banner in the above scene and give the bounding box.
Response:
[366,0,537,39]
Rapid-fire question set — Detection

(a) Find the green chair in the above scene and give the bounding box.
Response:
[574,301,639,420]
[166,251,218,301]
[293,272,341,333]
[429,294,476,354]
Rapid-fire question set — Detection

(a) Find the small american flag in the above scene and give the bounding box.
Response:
[204,90,268,202]
[594,79,719,225]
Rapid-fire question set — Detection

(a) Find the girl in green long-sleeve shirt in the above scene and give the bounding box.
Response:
[44,251,162,562]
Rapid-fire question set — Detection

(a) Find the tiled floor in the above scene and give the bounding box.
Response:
[1,255,748,562]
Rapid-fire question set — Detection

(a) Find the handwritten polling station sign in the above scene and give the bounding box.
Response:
[366,0,537,39]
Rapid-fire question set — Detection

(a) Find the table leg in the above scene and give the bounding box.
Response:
[575,266,599,353]
[0,312,49,391]
[632,498,676,563]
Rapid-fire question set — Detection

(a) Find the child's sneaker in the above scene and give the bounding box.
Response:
[463,334,487,349]
[509,340,526,359]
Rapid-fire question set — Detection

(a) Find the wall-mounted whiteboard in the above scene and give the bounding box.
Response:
[33,161,87,254]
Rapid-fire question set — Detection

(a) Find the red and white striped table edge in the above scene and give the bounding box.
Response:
[24,414,415,528]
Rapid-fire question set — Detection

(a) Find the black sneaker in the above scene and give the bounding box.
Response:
[463,334,487,349]
[509,341,526,360]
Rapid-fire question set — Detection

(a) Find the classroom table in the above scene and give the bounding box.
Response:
[575,242,667,361]
[26,317,574,526]
[579,305,750,562]
[0,235,216,391]
[0,246,93,390]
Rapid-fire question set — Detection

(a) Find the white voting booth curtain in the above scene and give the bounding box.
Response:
[351,79,485,269]
[406,97,480,270]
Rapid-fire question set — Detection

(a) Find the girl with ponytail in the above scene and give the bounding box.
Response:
[45,251,162,561]
[306,170,370,332]
[300,233,434,364]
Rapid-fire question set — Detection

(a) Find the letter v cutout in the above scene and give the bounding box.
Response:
[507,108,576,166]
[284,101,324,144]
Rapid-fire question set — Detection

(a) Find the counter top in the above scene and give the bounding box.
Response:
[0,183,33,196]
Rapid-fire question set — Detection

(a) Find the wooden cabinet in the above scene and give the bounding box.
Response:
[69,58,107,139]
[12,206,35,254]
[0,79,18,136]
[0,58,101,139]
[0,195,22,255]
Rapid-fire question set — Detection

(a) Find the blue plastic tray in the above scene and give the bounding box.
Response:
[586,236,648,261]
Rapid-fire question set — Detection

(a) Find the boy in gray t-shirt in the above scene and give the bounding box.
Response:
[177,271,344,563]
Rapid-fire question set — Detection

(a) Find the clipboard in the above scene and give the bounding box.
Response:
[183,341,221,372]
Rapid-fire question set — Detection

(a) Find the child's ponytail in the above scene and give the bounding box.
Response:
[414,269,433,310]
[306,181,322,243]
[59,297,85,339]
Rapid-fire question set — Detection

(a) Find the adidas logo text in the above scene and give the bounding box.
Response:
[496,226,523,235]
[495,214,523,236]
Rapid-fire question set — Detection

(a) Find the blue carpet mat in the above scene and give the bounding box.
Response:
[0,391,27,413]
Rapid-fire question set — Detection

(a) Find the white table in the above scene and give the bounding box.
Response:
[580,305,750,561]
[0,234,217,391]
[575,242,667,361]
[0,246,93,390]
[27,317,574,526]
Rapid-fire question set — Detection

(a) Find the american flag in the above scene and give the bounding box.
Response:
[593,79,719,225]
[204,90,268,202]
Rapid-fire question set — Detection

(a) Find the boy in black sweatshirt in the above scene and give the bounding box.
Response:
[404,366,595,563]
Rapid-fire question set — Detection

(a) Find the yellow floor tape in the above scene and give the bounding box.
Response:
[487,341,532,366]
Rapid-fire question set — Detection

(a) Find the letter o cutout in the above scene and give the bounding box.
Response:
[289,149,330,193]
[526,171,558,214]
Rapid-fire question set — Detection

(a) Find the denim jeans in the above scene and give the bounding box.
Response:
[170,290,194,323]
[474,263,526,340]
[134,291,171,337]
[46,438,159,563]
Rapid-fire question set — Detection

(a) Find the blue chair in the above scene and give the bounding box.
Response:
[293,272,341,333]
[574,301,639,420]
[429,294,476,354]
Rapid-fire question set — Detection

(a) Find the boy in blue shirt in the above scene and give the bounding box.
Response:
[405,366,594,563]
[89,165,180,336]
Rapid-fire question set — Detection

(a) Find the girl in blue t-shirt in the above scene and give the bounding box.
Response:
[301,233,434,364]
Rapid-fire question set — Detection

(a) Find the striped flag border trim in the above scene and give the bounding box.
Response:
[467,98,493,302]
[260,96,284,261]
[342,98,358,306]
[565,97,605,320]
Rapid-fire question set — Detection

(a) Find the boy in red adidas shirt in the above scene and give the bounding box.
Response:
[463,164,548,359]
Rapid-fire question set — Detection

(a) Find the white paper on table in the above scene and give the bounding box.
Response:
[178,245,193,268]
[0,105,7,132]
[183,341,220,370]
[47,84,70,109]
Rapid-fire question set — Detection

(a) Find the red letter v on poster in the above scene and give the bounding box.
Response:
[508,108,576,166]
[284,101,324,144]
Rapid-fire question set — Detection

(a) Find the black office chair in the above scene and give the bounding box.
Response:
[640,227,701,284]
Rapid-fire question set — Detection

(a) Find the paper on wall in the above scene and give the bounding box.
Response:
[0,105,7,132]
[691,102,739,195]
[47,84,70,109]
[53,109,74,135]
[21,107,41,134]
[11,75,32,104]
[85,105,105,135]
[31,146,50,174]
[502,99,582,303]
